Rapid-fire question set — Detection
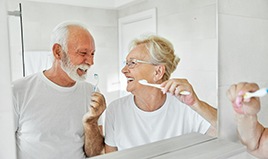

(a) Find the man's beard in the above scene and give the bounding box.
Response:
[60,52,90,81]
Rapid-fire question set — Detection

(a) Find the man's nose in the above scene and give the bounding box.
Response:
[85,54,94,65]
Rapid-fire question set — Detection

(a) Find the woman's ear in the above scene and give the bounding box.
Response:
[52,43,62,60]
[153,65,165,82]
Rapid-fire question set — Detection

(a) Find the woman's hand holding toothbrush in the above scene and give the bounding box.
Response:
[160,78,200,107]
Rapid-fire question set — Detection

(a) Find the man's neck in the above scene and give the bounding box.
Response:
[43,67,76,87]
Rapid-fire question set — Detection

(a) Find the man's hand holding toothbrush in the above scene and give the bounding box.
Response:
[227,82,261,115]
[227,82,268,158]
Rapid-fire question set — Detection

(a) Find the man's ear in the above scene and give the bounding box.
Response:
[52,43,62,60]
[153,65,165,82]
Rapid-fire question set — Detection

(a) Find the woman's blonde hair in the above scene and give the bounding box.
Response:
[129,35,180,81]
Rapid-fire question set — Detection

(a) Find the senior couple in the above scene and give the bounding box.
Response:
[16,21,264,159]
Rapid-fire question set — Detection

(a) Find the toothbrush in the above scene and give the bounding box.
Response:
[93,73,99,92]
[243,88,268,99]
[138,79,190,95]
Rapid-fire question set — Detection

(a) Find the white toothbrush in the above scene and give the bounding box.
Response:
[93,73,99,92]
[138,79,190,95]
[244,88,268,99]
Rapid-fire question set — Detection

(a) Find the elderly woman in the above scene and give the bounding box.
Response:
[105,35,217,152]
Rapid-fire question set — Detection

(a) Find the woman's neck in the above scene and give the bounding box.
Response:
[134,91,166,112]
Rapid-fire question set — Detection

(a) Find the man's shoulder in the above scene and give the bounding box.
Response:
[12,72,40,88]
[77,81,94,90]
[11,73,40,85]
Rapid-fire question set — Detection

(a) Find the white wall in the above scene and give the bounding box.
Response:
[20,0,144,9]
[22,0,115,9]
[118,0,218,108]
[0,0,17,158]
[218,0,268,144]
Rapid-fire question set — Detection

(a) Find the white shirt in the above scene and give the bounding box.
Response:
[12,72,96,159]
[105,93,210,151]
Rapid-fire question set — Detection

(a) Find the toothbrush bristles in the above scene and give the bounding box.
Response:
[93,74,99,91]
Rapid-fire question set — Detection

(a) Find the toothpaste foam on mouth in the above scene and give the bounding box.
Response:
[127,78,134,82]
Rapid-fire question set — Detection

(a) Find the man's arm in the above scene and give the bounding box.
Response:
[83,92,106,157]
[105,144,118,153]
[227,82,268,158]
[84,122,104,156]
[235,113,268,158]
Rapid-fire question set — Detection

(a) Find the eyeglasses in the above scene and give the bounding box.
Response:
[124,58,154,69]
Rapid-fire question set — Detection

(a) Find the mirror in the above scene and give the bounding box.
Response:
[7,0,217,153]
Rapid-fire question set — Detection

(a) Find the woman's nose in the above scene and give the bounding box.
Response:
[121,65,129,74]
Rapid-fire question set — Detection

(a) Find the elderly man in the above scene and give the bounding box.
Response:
[12,21,106,159]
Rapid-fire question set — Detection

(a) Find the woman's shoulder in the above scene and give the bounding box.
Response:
[108,94,133,109]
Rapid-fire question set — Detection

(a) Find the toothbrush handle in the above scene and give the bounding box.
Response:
[142,82,190,95]
[180,91,190,95]
[244,88,268,99]
[146,83,163,89]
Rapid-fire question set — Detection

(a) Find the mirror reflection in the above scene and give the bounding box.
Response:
[8,0,217,158]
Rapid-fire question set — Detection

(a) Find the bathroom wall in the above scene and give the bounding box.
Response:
[118,0,218,108]
[218,0,268,143]
[0,0,17,158]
